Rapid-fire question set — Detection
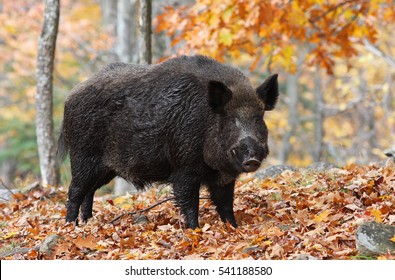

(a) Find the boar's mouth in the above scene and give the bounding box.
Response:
[241,158,261,172]
[230,144,268,173]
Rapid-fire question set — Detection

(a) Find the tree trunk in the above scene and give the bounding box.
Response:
[116,0,135,63]
[353,68,377,163]
[36,0,60,186]
[279,73,298,164]
[100,0,117,32]
[313,66,324,162]
[114,0,152,196]
[383,71,393,136]
[0,142,16,187]
[113,0,139,196]
[278,50,305,164]
[136,0,152,64]
[114,177,139,196]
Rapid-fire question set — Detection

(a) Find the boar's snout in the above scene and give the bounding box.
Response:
[242,158,261,172]
[231,136,268,173]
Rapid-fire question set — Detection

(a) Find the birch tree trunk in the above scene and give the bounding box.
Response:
[136,0,152,64]
[100,0,117,31]
[278,49,306,164]
[0,142,16,187]
[36,0,60,186]
[116,0,134,63]
[115,0,152,196]
[313,66,324,162]
[279,72,299,164]
[114,0,139,195]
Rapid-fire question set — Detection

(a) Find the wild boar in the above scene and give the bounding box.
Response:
[58,55,279,229]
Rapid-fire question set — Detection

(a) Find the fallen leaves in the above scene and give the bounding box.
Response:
[315,210,331,223]
[0,163,394,260]
[74,235,97,250]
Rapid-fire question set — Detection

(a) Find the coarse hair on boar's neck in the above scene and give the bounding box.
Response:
[58,55,279,229]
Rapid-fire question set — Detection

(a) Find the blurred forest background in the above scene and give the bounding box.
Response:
[0,0,394,188]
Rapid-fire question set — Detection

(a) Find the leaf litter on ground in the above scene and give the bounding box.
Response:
[0,161,394,260]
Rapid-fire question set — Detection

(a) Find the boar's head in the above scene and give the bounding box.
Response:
[204,74,279,177]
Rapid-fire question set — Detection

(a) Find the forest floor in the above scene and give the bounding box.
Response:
[1,162,395,260]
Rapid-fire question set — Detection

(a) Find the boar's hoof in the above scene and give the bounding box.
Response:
[186,221,199,230]
[242,159,261,172]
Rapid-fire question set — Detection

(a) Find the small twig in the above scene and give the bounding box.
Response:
[109,196,211,224]
[309,0,361,23]
[109,196,175,224]
[0,179,14,196]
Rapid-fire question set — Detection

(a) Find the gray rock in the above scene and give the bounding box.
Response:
[0,181,40,201]
[242,245,263,254]
[307,162,338,171]
[0,189,17,200]
[132,214,149,225]
[0,245,39,259]
[293,254,318,260]
[355,222,395,256]
[22,181,40,193]
[0,233,60,258]
[384,146,395,161]
[254,165,297,179]
[39,234,61,255]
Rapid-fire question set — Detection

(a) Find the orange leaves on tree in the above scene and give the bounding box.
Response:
[156,0,395,74]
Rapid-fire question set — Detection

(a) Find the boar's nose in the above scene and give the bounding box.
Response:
[242,159,261,172]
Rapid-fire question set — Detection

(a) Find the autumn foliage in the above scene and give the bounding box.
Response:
[157,0,395,73]
[1,162,394,260]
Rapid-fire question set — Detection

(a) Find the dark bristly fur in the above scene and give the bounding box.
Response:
[59,55,279,229]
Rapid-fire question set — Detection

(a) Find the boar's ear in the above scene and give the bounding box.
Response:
[256,74,279,111]
[208,80,232,113]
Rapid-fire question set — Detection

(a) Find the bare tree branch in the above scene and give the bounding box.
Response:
[363,38,395,68]
[0,179,14,196]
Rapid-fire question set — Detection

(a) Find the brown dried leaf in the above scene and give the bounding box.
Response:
[74,235,97,250]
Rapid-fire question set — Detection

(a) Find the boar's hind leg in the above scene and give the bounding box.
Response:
[207,181,237,227]
[66,176,89,224]
[171,173,201,229]
[66,164,114,224]
[80,171,115,222]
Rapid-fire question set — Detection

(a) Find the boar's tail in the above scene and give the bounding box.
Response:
[56,123,69,163]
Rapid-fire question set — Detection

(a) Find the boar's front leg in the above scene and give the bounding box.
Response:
[171,172,201,229]
[207,181,237,227]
